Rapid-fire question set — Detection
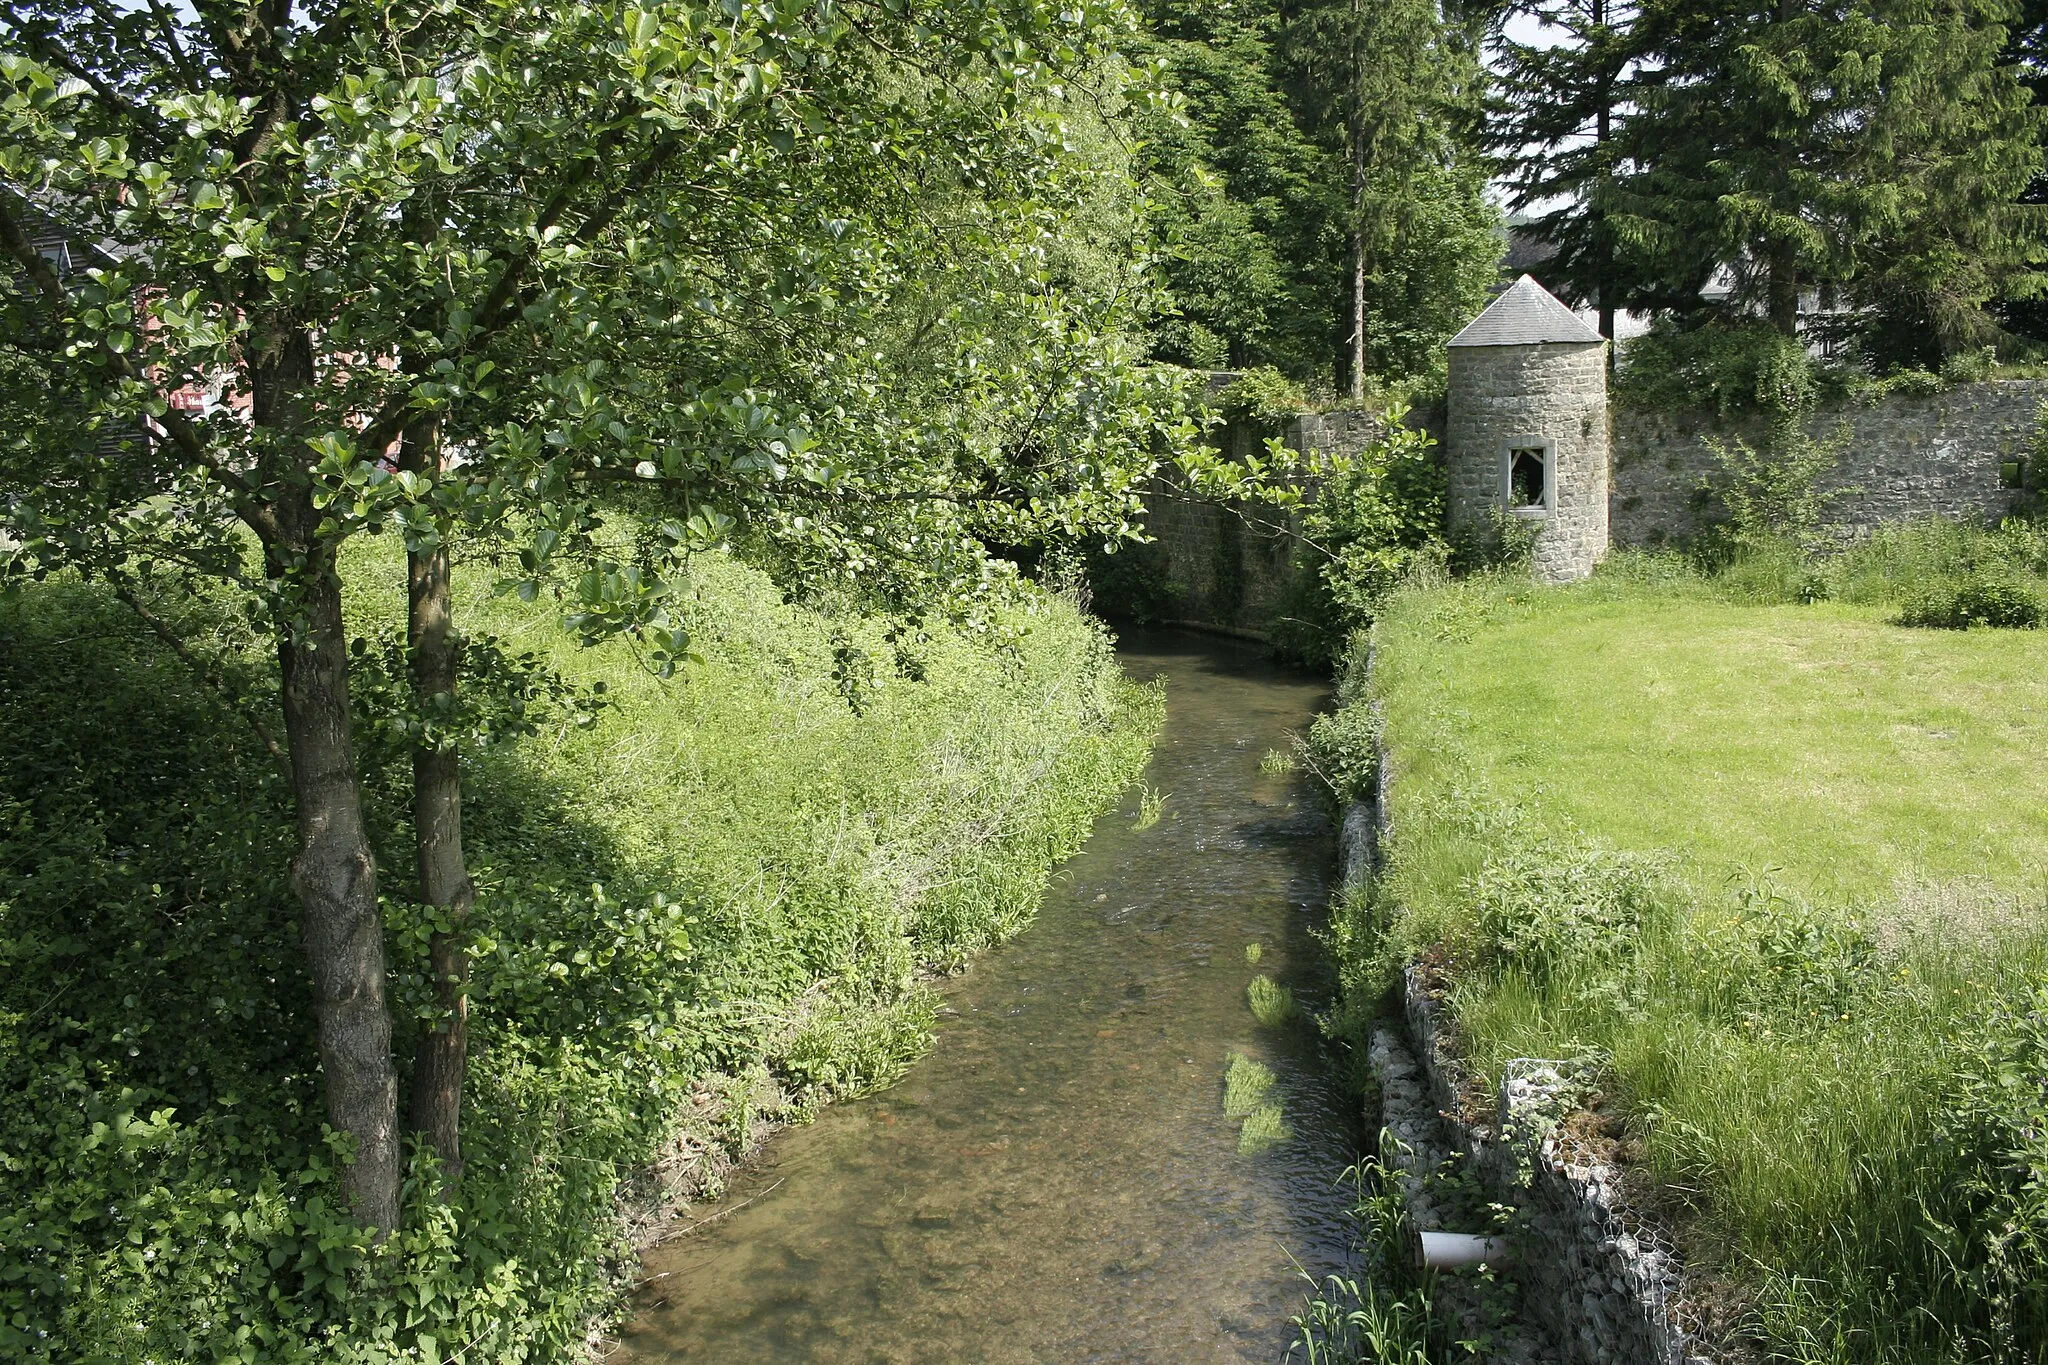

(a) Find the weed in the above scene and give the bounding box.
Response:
[1131,784,1168,831]
[1238,1104,1293,1153]
[1287,1150,1442,1363]
[1261,747,1298,775]
[1248,974,1299,1027]
[1246,942,1264,965]
[1223,1052,1277,1117]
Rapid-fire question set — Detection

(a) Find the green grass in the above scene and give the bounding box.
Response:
[0,539,1161,1362]
[1341,536,2048,1362]
[1375,566,2048,907]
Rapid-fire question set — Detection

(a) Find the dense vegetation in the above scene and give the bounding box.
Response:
[0,544,1157,1359]
[1134,0,1499,391]
[9,0,2048,1356]
[1493,0,2048,371]
[1322,523,2048,1361]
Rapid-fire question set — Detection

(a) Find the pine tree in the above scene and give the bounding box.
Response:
[1487,1,1648,335]
[1607,0,2045,356]
[1282,0,1501,393]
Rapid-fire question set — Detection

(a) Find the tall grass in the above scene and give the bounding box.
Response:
[1338,520,2048,1361]
[0,541,1161,1361]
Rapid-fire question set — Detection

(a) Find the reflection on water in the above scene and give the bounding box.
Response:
[614,631,1362,1363]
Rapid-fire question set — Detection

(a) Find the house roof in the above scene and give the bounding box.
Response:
[1447,274,1604,348]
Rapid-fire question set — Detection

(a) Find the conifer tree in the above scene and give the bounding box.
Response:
[1607,0,2045,354]
[1282,0,1500,393]
[1487,1,1648,335]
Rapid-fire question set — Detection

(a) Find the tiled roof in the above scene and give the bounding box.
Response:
[1447,274,1604,348]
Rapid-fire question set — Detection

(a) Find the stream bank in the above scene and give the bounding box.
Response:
[612,630,1365,1362]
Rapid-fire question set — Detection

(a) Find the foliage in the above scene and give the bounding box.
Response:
[1286,1149,1442,1365]
[1702,421,1853,551]
[1218,365,1312,429]
[1134,9,1345,377]
[1303,702,1380,808]
[1926,984,2048,1351]
[1,0,1207,1235]
[1271,418,1447,668]
[0,551,1159,1359]
[1466,840,1663,986]
[1616,320,1833,420]
[1133,0,1499,389]
[1896,574,2045,629]
[1223,1052,1278,1117]
[1298,0,1499,395]
[1497,0,2048,366]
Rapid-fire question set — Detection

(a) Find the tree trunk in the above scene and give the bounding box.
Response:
[1768,240,1800,337]
[1349,0,1368,400]
[401,412,474,1185]
[1592,0,1616,347]
[254,319,401,1237]
[274,540,402,1236]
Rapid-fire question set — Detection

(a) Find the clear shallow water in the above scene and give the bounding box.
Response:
[614,631,1363,1363]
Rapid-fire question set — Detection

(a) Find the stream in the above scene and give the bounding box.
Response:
[613,630,1365,1363]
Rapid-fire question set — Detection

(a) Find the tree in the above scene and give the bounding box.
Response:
[1,0,1190,1234]
[1487,0,1652,334]
[1282,0,1501,394]
[1604,0,2045,352]
[1132,0,1349,377]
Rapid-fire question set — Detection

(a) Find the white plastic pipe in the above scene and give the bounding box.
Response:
[1412,1230,1513,1270]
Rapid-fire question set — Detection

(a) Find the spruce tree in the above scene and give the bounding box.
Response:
[1607,0,2044,356]
[1281,0,1500,393]
[1487,1,1649,336]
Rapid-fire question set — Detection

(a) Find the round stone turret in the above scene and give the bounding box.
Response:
[1445,275,1610,583]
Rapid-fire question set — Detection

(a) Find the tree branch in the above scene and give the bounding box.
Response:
[0,189,271,536]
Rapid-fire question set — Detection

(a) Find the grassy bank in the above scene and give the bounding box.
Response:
[1329,525,2048,1361]
[0,543,1159,1362]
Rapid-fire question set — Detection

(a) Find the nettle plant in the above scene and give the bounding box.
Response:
[0,0,1207,1238]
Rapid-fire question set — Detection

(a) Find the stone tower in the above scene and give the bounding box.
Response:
[1445,274,1610,583]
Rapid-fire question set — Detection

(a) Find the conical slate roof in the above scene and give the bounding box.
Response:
[1446,274,1604,347]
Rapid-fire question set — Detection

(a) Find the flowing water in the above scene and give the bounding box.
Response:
[614,631,1364,1363]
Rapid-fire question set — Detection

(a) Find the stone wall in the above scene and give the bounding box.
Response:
[1613,379,2046,545]
[1448,341,1610,582]
[1135,411,1398,638]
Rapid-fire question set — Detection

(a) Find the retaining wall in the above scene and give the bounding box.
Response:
[1613,380,2045,545]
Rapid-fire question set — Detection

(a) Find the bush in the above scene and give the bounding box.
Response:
[0,546,1160,1360]
[1896,574,2043,629]
[1269,420,1446,669]
[1617,319,1831,420]
[1465,839,1663,986]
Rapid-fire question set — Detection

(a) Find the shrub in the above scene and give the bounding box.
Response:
[1303,702,1380,808]
[1896,574,2043,629]
[1465,840,1664,985]
[1270,420,1446,670]
[1216,365,1310,430]
[1617,319,1829,420]
[0,546,1160,1360]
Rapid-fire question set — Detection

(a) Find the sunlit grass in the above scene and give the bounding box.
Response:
[1375,569,2048,909]
[1356,544,2048,1359]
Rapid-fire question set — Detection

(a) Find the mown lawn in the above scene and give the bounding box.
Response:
[1377,575,2048,907]
[1345,552,2048,1362]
